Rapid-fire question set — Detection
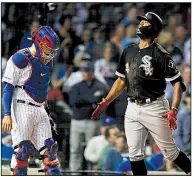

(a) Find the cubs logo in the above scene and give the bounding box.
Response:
[139,55,154,76]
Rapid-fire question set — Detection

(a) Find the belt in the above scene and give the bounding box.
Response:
[129,97,156,105]
[15,85,25,89]
[16,99,41,107]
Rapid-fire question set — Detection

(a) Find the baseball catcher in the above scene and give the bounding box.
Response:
[2,26,61,176]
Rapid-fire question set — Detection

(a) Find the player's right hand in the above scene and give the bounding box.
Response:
[91,98,110,120]
[2,115,12,133]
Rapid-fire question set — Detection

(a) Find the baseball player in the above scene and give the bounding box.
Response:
[91,12,191,175]
[2,26,61,176]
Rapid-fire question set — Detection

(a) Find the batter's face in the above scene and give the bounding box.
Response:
[137,20,152,34]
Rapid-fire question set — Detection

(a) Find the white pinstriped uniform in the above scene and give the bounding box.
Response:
[2,56,52,151]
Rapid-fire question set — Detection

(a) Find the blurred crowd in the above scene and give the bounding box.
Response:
[1,2,191,174]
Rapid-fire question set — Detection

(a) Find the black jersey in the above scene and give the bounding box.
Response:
[116,42,181,100]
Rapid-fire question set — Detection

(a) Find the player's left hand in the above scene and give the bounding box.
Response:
[2,115,12,133]
[161,107,178,130]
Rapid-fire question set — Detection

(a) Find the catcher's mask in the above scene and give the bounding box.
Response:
[32,26,60,65]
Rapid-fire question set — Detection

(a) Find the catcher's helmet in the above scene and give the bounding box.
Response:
[32,26,60,65]
[137,12,163,38]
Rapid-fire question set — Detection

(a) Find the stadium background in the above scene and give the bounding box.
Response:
[1,2,191,175]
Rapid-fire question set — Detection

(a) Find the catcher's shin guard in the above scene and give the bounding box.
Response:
[39,138,61,175]
[11,140,34,176]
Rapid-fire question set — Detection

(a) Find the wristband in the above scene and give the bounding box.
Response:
[172,107,178,111]
[103,98,110,105]
[4,112,11,116]
[172,107,178,114]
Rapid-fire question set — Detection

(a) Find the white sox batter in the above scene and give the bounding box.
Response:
[2,26,61,176]
[91,12,191,175]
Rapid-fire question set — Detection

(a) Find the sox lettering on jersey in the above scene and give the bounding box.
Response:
[139,55,154,76]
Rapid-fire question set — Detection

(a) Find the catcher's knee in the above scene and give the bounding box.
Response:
[39,138,61,176]
[11,140,34,175]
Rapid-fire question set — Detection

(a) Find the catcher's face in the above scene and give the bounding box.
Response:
[39,42,59,65]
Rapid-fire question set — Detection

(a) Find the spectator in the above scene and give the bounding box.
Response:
[72,3,88,36]
[180,64,191,103]
[94,42,118,87]
[166,14,182,34]
[104,133,128,171]
[186,7,191,37]
[47,3,59,28]
[183,37,190,64]
[86,3,101,28]
[59,52,91,92]
[84,117,117,168]
[110,24,125,51]
[157,32,183,66]
[121,7,138,25]
[51,65,73,90]
[174,25,187,53]
[91,27,105,60]
[69,62,107,172]
[20,21,39,49]
[121,22,140,50]
[57,14,81,64]
[74,28,94,55]
[97,126,120,170]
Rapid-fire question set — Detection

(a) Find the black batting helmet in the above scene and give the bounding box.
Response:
[137,12,163,38]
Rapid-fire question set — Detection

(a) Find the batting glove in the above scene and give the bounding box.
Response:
[161,107,178,130]
[91,98,110,120]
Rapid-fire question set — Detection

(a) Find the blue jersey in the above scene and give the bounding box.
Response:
[19,48,52,103]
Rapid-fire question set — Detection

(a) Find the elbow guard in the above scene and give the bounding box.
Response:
[170,76,186,92]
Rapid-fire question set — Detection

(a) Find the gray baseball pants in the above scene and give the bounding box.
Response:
[124,95,180,161]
